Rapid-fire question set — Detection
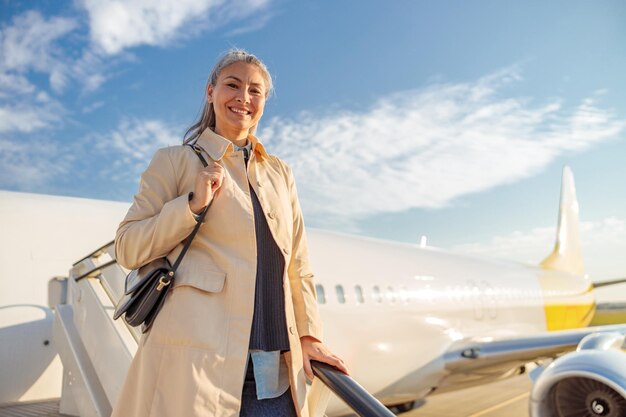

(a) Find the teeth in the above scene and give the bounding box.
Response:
[230,107,250,115]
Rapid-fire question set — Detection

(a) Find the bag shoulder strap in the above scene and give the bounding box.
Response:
[188,142,210,167]
[170,144,211,273]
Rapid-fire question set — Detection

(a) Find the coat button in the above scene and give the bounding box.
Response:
[289,326,295,335]
[268,211,276,219]
[282,247,290,255]
[257,181,263,187]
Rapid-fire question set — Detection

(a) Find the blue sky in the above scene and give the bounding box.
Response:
[1,0,625,283]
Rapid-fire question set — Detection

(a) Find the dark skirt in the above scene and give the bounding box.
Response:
[239,357,298,417]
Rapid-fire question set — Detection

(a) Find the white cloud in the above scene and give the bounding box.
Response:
[94,118,181,181]
[0,73,35,97]
[0,137,70,189]
[226,9,275,36]
[0,11,78,93]
[0,117,179,191]
[0,2,273,191]
[0,11,74,139]
[451,217,626,283]
[0,1,275,139]
[0,10,113,96]
[79,0,272,55]
[452,226,558,264]
[82,100,105,114]
[68,49,111,93]
[0,91,65,133]
[259,68,626,224]
[0,11,73,188]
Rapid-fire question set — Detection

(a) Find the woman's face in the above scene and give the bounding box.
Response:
[208,62,267,141]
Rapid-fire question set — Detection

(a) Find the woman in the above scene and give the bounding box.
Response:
[112,49,348,417]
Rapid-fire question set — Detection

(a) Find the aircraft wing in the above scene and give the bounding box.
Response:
[443,324,626,376]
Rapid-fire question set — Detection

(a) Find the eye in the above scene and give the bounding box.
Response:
[250,88,262,95]
[227,82,238,89]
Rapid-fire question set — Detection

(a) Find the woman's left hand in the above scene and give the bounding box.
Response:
[300,335,349,380]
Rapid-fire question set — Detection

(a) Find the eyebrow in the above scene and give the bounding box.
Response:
[223,75,265,88]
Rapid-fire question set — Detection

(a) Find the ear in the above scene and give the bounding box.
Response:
[207,84,214,103]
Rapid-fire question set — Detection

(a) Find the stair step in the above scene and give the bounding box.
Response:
[0,398,72,417]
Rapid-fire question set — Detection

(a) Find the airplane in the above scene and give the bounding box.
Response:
[1,166,626,417]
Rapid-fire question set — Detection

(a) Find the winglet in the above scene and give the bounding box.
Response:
[540,166,585,276]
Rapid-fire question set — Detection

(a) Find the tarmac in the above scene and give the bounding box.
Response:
[404,373,532,417]
[0,373,534,417]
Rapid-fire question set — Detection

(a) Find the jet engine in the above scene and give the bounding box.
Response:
[530,332,626,417]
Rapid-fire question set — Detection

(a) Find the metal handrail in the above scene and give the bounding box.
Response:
[70,241,396,417]
[73,259,118,281]
[73,239,115,266]
[311,361,395,417]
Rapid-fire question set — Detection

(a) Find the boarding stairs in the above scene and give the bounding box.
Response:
[19,241,394,417]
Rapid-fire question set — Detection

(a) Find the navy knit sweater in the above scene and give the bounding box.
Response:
[245,149,290,352]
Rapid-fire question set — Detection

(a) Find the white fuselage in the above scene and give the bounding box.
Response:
[309,230,573,413]
[0,191,594,415]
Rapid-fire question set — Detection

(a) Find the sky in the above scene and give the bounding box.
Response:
[1,0,626,287]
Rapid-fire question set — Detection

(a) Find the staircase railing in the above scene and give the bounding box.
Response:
[310,361,395,417]
[51,241,395,417]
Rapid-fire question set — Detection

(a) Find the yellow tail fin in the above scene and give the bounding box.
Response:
[540,166,585,276]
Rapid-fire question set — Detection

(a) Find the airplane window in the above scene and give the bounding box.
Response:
[354,285,364,304]
[316,284,326,304]
[335,285,346,304]
[386,286,396,303]
[372,285,382,303]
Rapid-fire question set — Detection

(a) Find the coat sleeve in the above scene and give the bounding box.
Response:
[283,162,324,342]
[115,147,205,270]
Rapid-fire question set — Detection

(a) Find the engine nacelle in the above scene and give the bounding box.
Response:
[530,345,626,417]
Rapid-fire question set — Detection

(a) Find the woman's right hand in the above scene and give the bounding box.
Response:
[189,161,224,214]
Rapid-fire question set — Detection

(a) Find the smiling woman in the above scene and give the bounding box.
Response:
[183,50,274,147]
[110,49,348,417]
[206,62,267,143]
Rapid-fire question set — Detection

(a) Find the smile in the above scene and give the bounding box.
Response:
[229,107,251,115]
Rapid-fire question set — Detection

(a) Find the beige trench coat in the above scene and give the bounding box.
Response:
[111,128,323,417]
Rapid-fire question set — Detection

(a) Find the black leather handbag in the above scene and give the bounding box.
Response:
[113,144,211,333]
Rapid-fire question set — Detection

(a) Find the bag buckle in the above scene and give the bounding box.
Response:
[157,276,171,291]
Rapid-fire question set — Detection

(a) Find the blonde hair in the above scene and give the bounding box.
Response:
[183,49,273,144]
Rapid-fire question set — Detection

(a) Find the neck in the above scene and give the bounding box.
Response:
[230,137,249,148]
[215,126,249,147]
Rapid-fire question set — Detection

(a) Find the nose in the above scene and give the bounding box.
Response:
[236,88,250,103]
